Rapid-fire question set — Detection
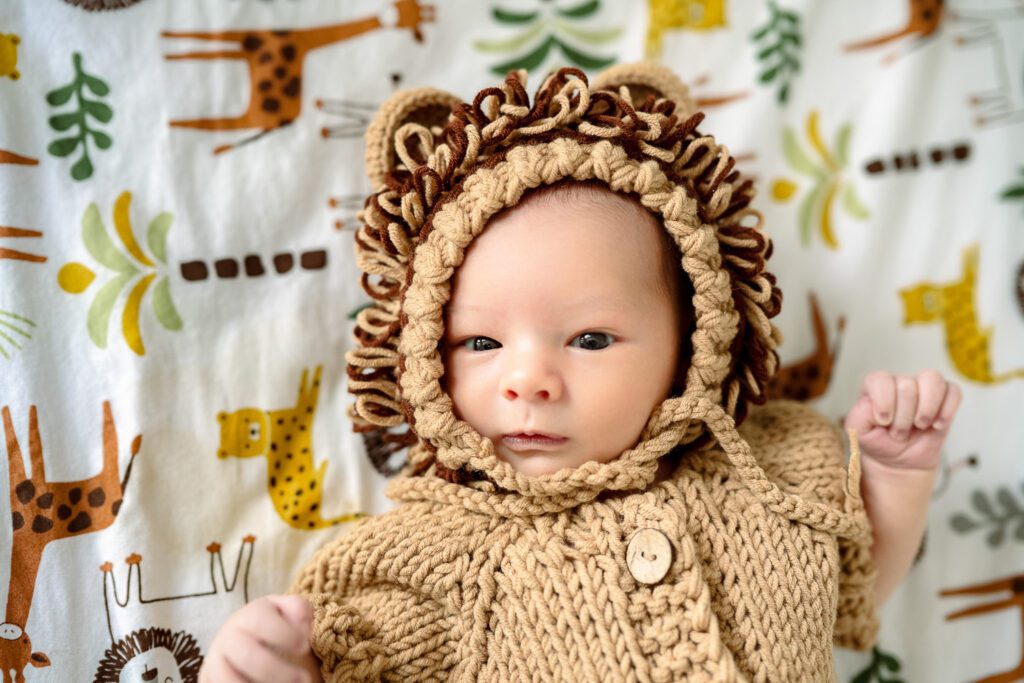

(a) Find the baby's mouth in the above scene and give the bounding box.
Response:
[501,432,569,452]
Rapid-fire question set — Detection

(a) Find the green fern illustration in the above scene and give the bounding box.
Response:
[950,482,1024,547]
[46,52,113,181]
[474,0,622,75]
[751,1,801,104]
[850,646,905,683]
[0,310,36,361]
[999,166,1024,213]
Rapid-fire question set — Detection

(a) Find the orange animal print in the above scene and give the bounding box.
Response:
[900,244,1024,384]
[217,366,364,530]
[941,572,1024,683]
[1,402,140,683]
[765,293,844,401]
[162,0,434,155]
[0,151,37,166]
[845,0,945,57]
[0,227,45,264]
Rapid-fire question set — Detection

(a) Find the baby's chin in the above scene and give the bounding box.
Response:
[496,447,616,477]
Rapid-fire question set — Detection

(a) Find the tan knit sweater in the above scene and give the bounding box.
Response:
[292,400,876,682]
[290,63,878,681]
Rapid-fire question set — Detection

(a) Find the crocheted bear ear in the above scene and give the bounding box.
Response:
[592,62,696,115]
[364,87,462,187]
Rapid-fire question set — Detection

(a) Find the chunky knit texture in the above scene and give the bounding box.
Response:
[291,63,878,681]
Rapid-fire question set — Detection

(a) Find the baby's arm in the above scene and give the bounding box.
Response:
[844,370,962,606]
[199,594,322,683]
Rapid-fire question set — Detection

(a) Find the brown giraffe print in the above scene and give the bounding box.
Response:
[1,402,140,683]
[765,293,845,402]
[162,0,435,155]
[941,572,1024,683]
[845,0,945,54]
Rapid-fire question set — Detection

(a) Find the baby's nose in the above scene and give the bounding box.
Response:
[500,362,563,402]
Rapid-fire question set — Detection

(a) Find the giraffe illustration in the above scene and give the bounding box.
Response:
[844,0,945,57]
[900,244,1024,384]
[766,293,845,401]
[217,366,364,530]
[646,0,726,58]
[0,151,37,166]
[1,402,140,683]
[90,536,255,681]
[0,228,45,264]
[162,0,435,155]
[953,7,1024,128]
[941,572,1024,683]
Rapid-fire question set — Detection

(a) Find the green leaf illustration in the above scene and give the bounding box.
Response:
[782,127,821,177]
[834,123,853,166]
[72,153,94,182]
[841,183,870,220]
[46,83,76,107]
[83,99,113,123]
[87,273,132,348]
[751,3,803,106]
[556,36,615,70]
[49,112,82,132]
[474,22,545,54]
[82,203,138,275]
[91,130,112,150]
[558,0,599,19]
[83,73,109,96]
[493,7,538,23]
[48,137,79,157]
[152,277,183,331]
[950,513,979,532]
[489,35,555,74]
[555,21,622,45]
[147,212,173,264]
[47,52,113,181]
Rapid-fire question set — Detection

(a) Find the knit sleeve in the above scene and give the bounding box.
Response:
[829,413,880,650]
[833,523,879,650]
[296,585,456,682]
[287,528,458,682]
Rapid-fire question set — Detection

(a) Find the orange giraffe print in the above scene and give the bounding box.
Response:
[845,0,945,56]
[901,244,1024,384]
[765,293,845,401]
[0,151,37,166]
[1,402,140,683]
[162,0,435,155]
[0,228,45,264]
[941,572,1024,683]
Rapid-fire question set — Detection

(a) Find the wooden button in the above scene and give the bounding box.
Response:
[626,528,673,585]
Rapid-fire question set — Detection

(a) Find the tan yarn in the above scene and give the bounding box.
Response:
[292,63,878,681]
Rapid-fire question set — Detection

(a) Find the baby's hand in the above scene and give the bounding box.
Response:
[199,594,314,683]
[843,369,962,471]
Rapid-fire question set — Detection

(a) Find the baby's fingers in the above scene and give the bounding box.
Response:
[861,371,896,426]
[237,596,310,658]
[890,376,918,441]
[933,381,962,431]
[222,637,309,683]
[913,369,948,429]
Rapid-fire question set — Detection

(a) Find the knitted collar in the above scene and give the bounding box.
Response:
[347,63,787,516]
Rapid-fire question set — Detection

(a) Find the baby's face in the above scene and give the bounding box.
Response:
[443,189,681,476]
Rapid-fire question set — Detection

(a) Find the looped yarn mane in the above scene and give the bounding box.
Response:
[346,64,782,480]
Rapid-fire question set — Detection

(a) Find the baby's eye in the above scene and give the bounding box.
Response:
[463,336,501,352]
[571,332,613,351]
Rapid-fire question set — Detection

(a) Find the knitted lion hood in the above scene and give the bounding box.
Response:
[347,63,804,516]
